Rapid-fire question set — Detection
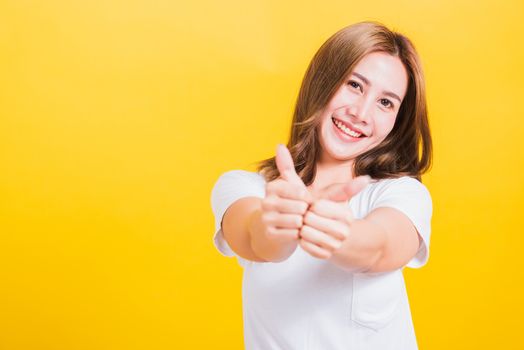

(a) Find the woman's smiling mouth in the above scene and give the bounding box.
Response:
[331,117,367,139]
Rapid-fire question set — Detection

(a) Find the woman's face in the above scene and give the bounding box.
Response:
[318,51,409,165]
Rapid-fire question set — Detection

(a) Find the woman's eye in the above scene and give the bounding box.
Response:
[348,81,362,91]
[380,99,393,109]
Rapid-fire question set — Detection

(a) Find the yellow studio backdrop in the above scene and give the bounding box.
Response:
[0,0,522,349]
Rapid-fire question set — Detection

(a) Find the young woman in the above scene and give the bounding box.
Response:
[211,21,433,350]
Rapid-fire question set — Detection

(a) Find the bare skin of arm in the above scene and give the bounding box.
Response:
[221,197,302,262]
[221,197,267,262]
[300,198,421,273]
[329,207,421,273]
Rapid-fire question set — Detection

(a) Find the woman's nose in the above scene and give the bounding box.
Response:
[347,96,373,123]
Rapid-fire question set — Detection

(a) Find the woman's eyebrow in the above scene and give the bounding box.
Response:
[351,72,402,103]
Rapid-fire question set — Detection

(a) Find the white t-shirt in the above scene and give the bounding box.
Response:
[211,170,433,350]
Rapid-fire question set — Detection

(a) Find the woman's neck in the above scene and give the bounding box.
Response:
[307,159,355,195]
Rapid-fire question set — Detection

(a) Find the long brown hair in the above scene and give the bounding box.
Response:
[257,21,432,184]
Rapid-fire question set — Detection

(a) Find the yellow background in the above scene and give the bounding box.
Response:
[1,0,523,349]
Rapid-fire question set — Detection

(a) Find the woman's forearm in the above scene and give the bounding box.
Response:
[328,219,387,272]
[248,208,299,263]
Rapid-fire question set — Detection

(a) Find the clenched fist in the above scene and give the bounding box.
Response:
[257,145,314,250]
[267,144,370,260]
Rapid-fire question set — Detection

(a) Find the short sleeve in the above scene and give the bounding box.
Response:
[370,177,433,269]
[210,170,266,263]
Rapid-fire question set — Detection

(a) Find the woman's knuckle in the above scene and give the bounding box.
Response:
[271,195,281,207]
[299,239,306,249]
[342,226,351,238]
[299,202,309,214]
[295,215,303,227]
[261,212,273,224]
[317,250,328,259]
[329,240,341,251]
[303,211,313,224]
[302,224,311,233]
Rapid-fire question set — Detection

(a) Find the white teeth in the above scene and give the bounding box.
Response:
[334,119,362,138]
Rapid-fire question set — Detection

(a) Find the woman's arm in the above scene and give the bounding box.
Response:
[222,197,301,262]
[221,197,268,262]
[221,179,311,263]
[220,145,314,263]
[328,207,420,273]
[299,197,421,273]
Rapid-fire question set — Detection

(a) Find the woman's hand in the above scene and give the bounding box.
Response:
[249,145,313,261]
[253,144,370,262]
[299,175,371,260]
[299,199,354,259]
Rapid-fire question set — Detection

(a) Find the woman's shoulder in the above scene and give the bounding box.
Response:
[358,175,432,206]
[211,169,267,203]
[348,175,432,223]
[215,169,267,185]
[368,175,429,193]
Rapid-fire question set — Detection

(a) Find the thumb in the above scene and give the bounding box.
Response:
[275,144,304,186]
[317,175,371,202]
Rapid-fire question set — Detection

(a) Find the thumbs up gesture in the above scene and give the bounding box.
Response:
[257,145,314,250]
[268,144,370,260]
